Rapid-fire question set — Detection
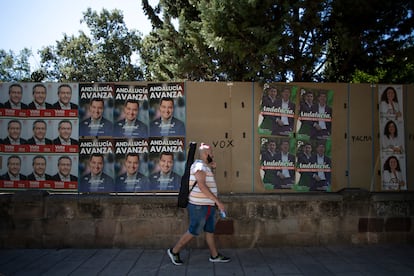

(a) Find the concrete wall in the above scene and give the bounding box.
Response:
[1,190,413,248]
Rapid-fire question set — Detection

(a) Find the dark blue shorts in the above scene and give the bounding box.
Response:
[187,203,216,236]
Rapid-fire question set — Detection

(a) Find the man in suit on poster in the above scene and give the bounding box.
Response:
[27,84,53,109]
[115,153,150,192]
[3,120,27,145]
[311,91,332,139]
[1,155,27,180]
[150,97,185,137]
[298,90,315,135]
[114,99,148,138]
[79,153,113,192]
[149,152,181,190]
[52,84,79,109]
[273,140,295,189]
[52,156,78,182]
[272,87,295,136]
[3,83,28,109]
[79,98,113,136]
[309,142,332,191]
[53,120,78,145]
[26,120,53,145]
[27,155,53,181]
[296,142,313,187]
[260,140,278,185]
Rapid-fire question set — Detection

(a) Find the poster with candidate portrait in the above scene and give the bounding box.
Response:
[378,85,407,191]
[147,137,185,191]
[0,82,29,117]
[258,84,334,192]
[258,84,297,137]
[296,88,333,141]
[79,83,114,137]
[49,154,78,191]
[114,138,150,192]
[79,137,115,193]
[113,84,149,139]
[0,154,30,189]
[148,82,186,137]
[22,154,55,189]
[0,118,30,153]
[259,136,297,190]
[0,82,80,192]
[295,139,332,192]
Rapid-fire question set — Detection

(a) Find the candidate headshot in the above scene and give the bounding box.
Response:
[114,99,148,138]
[298,90,315,135]
[53,120,78,145]
[79,98,113,136]
[1,155,27,181]
[52,156,78,182]
[28,84,53,109]
[311,91,332,139]
[150,97,185,137]
[4,83,28,109]
[27,155,52,181]
[272,87,296,136]
[309,142,332,191]
[79,153,114,192]
[52,84,79,110]
[273,139,295,189]
[382,155,406,190]
[149,151,181,190]
[3,119,27,145]
[116,153,150,192]
[27,120,52,145]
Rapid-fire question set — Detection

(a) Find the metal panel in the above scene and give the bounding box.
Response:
[185,81,233,190]
[229,82,254,193]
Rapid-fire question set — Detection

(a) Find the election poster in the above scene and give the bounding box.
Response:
[0,83,78,117]
[296,88,333,141]
[0,154,31,189]
[295,139,332,192]
[258,84,297,137]
[48,154,79,191]
[0,82,79,192]
[78,137,115,193]
[79,83,114,137]
[259,136,297,190]
[0,82,30,117]
[0,118,31,153]
[148,137,185,191]
[148,82,186,137]
[113,138,150,192]
[113,84,149,139]
[378,85,407,191]
[258,84,334,192]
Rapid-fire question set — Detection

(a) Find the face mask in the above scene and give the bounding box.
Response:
[207,155,213,164]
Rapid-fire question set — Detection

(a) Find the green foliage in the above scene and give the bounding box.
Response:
[1,1,413,83]
[142,0,333,82]
[0,48,32,81]
[142,0,414,83]
[324,0,414,83]
[39,8,143,82]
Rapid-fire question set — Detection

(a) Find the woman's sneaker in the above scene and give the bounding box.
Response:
[209,253,231,263]
[167,248,183,265]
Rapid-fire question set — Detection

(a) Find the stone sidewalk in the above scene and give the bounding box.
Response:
[1,244,414,275]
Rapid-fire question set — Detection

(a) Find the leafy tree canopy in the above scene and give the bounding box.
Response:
[141,0,414,83]
[38,8,143,82]
[0,48,32,82]
[1,1,413,83]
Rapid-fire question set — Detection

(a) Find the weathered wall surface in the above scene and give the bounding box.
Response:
[1,190,413,248]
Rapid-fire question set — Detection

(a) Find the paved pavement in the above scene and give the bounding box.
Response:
[1,244,414,275]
